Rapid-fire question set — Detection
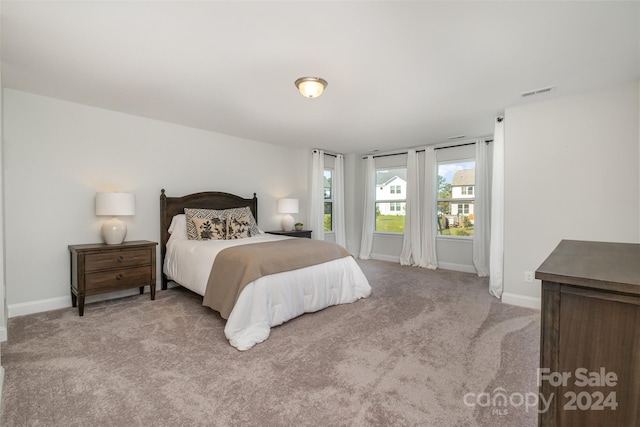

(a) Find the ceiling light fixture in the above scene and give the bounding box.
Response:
[295,77,328,98]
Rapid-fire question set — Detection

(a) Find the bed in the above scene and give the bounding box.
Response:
[159,189,371,350]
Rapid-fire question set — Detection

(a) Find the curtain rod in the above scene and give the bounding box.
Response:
[313,149,338,158]
[362,139,492,159]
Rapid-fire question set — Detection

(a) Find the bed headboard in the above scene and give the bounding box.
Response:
[159,189,258,289]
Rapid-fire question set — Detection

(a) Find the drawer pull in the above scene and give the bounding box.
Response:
[116,274,124,280]
[116,256,124,262]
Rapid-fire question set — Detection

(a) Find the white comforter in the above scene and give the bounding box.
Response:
[163,232,371,350]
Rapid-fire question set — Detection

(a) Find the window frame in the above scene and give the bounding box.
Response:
[324,167,334,233]
[436,157,475,240]
[374,167,407,234]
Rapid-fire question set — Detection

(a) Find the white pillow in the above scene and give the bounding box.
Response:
[167,214,188,241]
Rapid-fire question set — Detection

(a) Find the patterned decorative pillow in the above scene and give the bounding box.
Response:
[185,208,227,240]
[185,206,260,240]
[222,206,260,237]
[226,215,251,239]
[191,217,226,240]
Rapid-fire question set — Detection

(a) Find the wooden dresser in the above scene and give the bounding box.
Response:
[69,240,157,316]
[535,240,639,426]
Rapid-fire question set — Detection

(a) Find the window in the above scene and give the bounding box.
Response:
[324,169,333,232]
[375,168,406,233]
[437,160,475,237]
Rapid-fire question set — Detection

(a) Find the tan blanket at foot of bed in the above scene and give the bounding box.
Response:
[202,238,351,319]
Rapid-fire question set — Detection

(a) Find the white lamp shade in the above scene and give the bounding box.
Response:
[277,198,299,214]
[96,192,135,216]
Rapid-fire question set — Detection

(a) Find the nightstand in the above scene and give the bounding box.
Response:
[69,240,157,316]
[266,230,312,238]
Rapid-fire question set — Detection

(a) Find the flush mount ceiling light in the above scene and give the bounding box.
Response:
[295,77,328,98]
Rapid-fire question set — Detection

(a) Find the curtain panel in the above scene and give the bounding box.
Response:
[473,140,490,277]
[333,154,346,247]
[309,150,325,241]
[359,156,376,259]
[489,119,505,298]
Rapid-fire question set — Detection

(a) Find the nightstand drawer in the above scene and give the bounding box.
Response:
[85,266,152,291]
[85,249,151,271]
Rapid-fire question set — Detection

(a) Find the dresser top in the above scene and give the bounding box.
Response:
[535,240,640,295]
[69,240,157,252]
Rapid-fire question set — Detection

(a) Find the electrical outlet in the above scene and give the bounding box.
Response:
[524,271,534,283]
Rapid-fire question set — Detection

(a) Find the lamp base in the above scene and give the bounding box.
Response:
[281,214,294,232]
[102,217,127,245]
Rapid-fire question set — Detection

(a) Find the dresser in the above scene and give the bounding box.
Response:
[535,240,639,426]
[69,240,157,316]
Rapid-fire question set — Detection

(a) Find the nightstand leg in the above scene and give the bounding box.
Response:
[139,286,144,295]
[78,296,85,317]
[150,284,156,300]
[71,291,77,308]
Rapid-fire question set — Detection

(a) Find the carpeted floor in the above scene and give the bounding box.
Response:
[1,259,540,426]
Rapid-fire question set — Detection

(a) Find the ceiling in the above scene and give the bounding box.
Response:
[2,1,638,154]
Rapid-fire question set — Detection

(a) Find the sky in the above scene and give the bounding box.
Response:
[438,161,475,184]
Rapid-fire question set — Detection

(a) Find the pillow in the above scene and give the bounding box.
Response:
[226,215,251,239]
[222,206,260,237]
[167,214,188,241]
[192,217,226,240]
[185,206,260,240]
[185,208,227,240]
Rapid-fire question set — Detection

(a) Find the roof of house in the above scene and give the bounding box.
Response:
[377,170,407,186]
[452,169,475,186]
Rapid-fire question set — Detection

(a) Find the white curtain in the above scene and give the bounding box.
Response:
[333,154,346,247]
[359,156,376,259]
[400,149,421,265]
[418,146,438,269]
[489,118,505,298]
[309,149,325,241]
[473,140,490,277]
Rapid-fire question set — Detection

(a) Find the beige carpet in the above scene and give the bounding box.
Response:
[1,259,540,426]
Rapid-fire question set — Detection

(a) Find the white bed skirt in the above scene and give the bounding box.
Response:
[226,256,371,350]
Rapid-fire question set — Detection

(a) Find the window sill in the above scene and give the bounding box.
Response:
[436,235,473,242]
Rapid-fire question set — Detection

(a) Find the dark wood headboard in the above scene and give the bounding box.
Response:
[159,189,258,289]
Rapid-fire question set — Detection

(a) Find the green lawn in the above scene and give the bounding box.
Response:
[375,215,405,232]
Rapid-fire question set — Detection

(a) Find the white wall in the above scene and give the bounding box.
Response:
[502,82,640,307]
[3,89,309,314]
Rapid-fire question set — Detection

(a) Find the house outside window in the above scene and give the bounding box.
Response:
[437,161,475,237]
[375,168,406,232]
[324,169,333,232]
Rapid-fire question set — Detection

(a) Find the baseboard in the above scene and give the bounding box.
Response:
[369,256,477,275]
[0,365,4,420]
[501,292,541,310]
[8,282,164,318]
[370,253,400,263]
[435,262,477,274]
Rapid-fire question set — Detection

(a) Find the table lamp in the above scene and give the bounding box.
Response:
[277,198,298,231]
[95,192,135,244]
